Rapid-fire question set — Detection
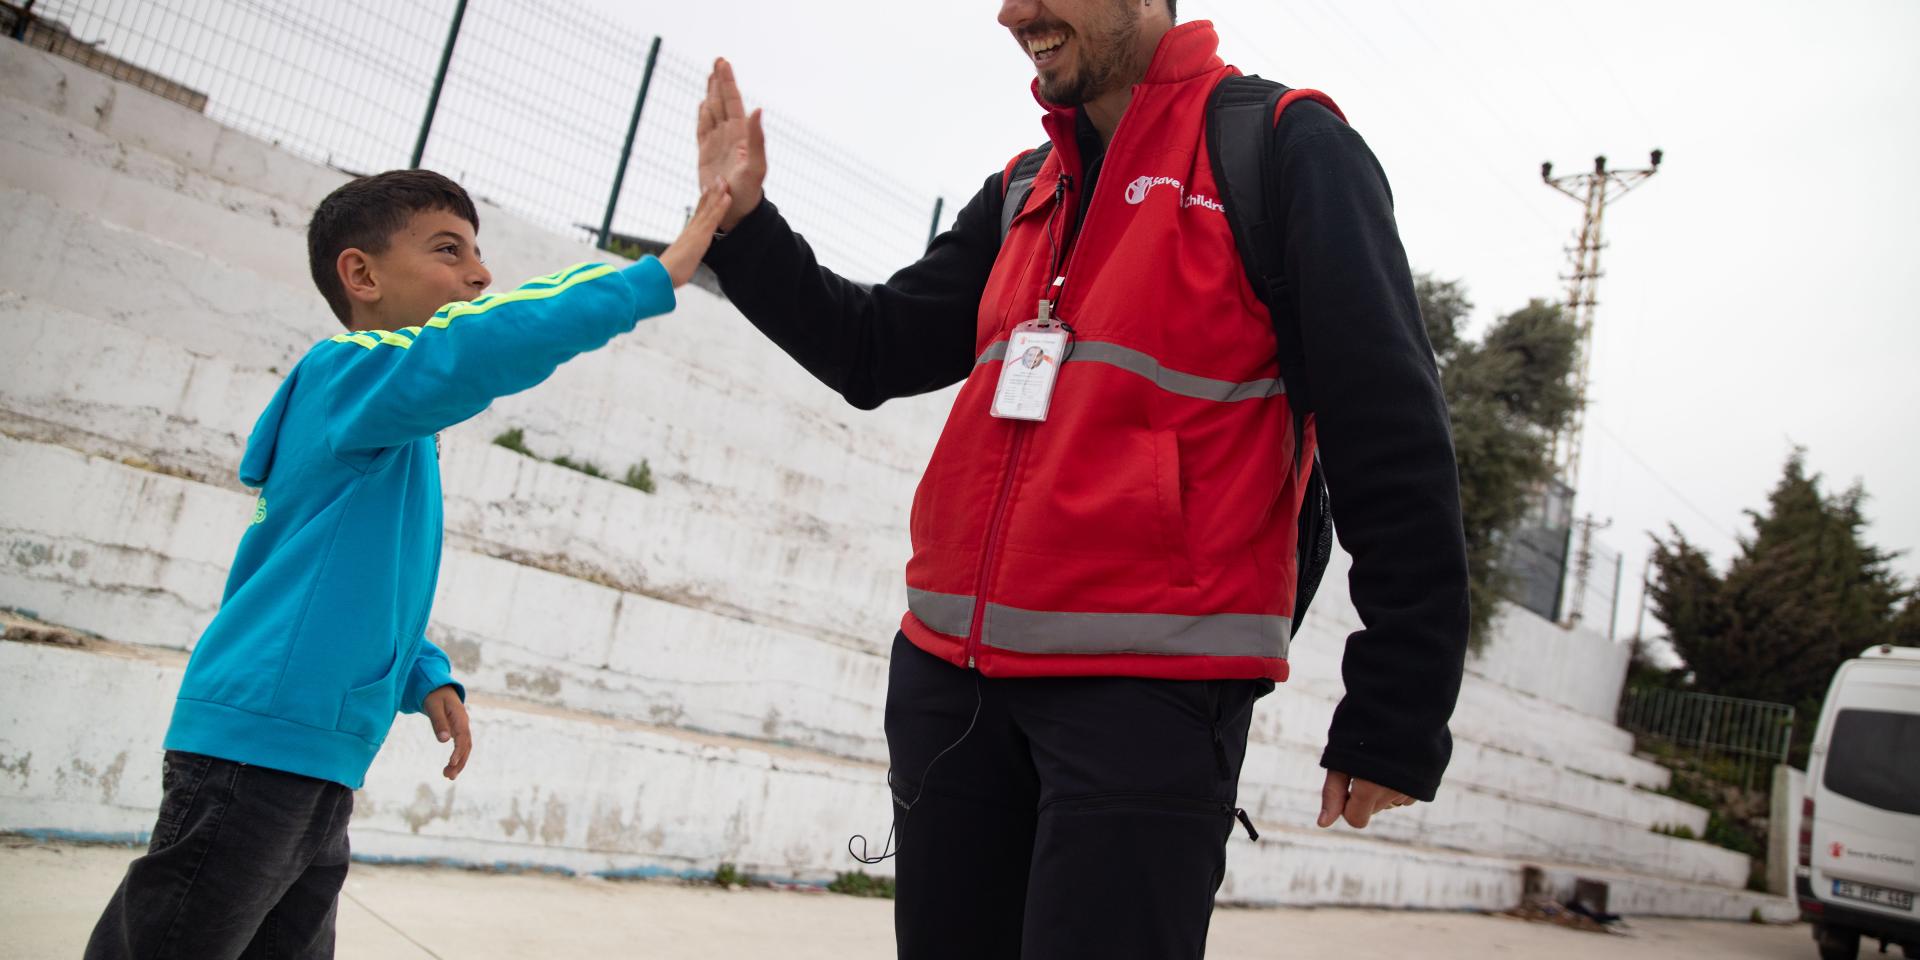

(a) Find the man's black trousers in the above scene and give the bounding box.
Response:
[883,633,1266,959]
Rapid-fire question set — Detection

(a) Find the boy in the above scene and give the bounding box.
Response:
[85,169,730,959]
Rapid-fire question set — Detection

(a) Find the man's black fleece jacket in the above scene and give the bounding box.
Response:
[703,100,1470,802]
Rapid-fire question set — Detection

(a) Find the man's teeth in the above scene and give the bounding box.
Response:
[1027,35,1065,56]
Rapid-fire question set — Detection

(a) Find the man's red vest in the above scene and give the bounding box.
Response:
[900,22,1337,683]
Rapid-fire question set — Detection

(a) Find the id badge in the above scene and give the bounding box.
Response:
[990,320,1069,421]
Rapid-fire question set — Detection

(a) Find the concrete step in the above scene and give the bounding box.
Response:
[0,633,1780,919]
[1221,825,1793,921]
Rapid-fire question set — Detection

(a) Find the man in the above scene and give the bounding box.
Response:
[697,1,1468,956]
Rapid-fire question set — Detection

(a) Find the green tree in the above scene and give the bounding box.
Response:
[1416,276,1580,648]
[1649,449,1912,714]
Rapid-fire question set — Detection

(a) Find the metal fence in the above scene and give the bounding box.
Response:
[1618,687,1794,791]
[1500,478,1574,624]
[13,0,941,282]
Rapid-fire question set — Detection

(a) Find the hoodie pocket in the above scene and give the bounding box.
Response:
[339,632,418,742]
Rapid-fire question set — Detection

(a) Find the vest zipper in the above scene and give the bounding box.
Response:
[966,105,1136,669]
[966,425,1026,669]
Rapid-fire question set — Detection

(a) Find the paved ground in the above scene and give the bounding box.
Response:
[2,839,1822,959]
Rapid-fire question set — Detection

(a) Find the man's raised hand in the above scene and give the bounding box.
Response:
[696,57,766,232]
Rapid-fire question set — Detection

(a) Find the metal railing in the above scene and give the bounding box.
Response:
[1618,686,1794,791]
[12,0,942,282]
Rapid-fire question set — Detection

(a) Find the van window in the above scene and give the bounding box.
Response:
[1824,708,1920,815]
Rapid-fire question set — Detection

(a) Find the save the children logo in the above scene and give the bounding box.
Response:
[1125,175,1182,204]
[251,497,267,525]
[1124,174,1224,213]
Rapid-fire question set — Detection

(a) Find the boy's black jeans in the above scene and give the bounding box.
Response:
[86,751,354,960]
[883,633,1266,960]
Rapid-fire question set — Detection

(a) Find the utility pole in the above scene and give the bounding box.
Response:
[1633,548,1654,642]
[1566,513,1613,628]
[1541,150,1662,492]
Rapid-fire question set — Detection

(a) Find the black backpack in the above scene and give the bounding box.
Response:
[996,75,1335,628]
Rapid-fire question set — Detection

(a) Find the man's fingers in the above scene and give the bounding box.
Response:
[1343,781,1381,827]
[718,58,746,121]
[1317,770,1350,828]
[1344,802,1375,829]
[747,108,766,166]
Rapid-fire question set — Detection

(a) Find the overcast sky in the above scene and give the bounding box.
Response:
[571,0,1920,639]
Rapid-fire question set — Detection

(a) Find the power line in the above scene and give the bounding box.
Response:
[1538,2,1661,144]
[1591,420,1737,542]
[1302,0,1561,234]
[1198,0,1558,242]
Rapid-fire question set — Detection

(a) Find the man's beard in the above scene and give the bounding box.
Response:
[1036,6,1142,106]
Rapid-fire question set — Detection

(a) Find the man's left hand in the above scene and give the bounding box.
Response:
[1317,770,1415,828]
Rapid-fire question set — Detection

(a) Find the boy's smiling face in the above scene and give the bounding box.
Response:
[342,208,492,332]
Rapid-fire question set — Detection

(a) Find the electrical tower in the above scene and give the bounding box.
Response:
[1540,150,1662,491]
[1566,513,1613,627]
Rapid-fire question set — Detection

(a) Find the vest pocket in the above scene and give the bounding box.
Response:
[338,632,417,742]
[1153,430,1197,587]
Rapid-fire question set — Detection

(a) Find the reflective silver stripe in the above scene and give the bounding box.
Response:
[908,590,1290,660]
[907,588,976,637]
[987,604,1291,659]
[973,340,1282,402]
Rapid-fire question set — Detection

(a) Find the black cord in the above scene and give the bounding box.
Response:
[847,674,984,865]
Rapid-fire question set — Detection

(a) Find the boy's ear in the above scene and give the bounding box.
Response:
[337,248,380,308]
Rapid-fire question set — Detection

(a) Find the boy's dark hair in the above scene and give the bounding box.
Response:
[307,169,479,327]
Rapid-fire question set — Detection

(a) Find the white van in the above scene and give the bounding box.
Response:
[1800,644,1920,960]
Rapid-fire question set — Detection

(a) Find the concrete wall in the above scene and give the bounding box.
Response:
[0,40,1787,918]
[1770,764,1808,896]
[1466,603,1633,722]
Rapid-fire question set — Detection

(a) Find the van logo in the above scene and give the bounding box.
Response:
[1830,841,1846,858]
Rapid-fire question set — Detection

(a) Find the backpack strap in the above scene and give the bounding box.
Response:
[1206,74,1343,627]
[1206,75,1342,418]
[1000,142,1055,243]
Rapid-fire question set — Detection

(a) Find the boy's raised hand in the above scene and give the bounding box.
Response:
[657,176,733,288]
[423,685,471,780]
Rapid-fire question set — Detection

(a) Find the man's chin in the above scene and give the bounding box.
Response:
[1037,74,1089,107]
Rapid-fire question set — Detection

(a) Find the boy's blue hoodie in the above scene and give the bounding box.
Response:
[165,258,675,789]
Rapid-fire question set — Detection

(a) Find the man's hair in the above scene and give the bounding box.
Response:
[1165,0,1176,21]
[307,169,479,327]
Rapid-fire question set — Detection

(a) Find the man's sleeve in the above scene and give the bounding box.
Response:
[1274,108,1471,802]
[701,170,1008,410]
